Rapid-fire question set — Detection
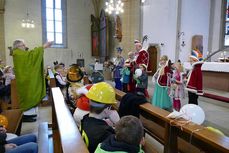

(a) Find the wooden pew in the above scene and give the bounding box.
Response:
[48,73,229,153]
[1,109,22,135]
[0,79,19,110]
[38,122,49,153]
[115,89,229,153]
[51,87,89,153]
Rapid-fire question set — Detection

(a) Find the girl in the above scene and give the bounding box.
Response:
[169,62,185,111]
[151,55,172,110]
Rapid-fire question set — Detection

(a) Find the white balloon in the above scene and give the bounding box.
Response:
[180,104,205,125]
[135,69,142,77]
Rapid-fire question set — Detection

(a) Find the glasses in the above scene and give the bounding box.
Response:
[19,44,25,47]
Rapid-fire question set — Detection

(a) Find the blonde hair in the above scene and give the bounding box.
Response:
[160,55,168,61]
[174,62,183,72]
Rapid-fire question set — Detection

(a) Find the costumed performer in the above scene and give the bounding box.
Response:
[113,47,124,90]
[185,50,204,105]
[134,40,149,67]
[151,55,172,110]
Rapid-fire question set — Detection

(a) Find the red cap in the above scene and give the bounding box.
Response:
[76,95,90,111]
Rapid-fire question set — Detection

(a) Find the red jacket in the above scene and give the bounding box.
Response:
[135,49,149,67]
[186,61,203,95]
[158,65,171,87]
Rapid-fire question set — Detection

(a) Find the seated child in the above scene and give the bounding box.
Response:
[2,66,15,102]
[73,84,92,127]
[54,64,67,89]
[95,115,145,153]
[0,126,38,153]
[80,82,120,153]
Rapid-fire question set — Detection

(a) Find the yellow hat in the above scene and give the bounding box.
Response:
[0,115,8,128]
[86,82,116,104]
[67,64,84,82]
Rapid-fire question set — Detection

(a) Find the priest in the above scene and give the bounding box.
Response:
[12,39,52,122]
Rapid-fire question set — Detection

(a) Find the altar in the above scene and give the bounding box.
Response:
[183,62,229,92]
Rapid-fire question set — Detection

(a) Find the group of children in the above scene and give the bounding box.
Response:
[152,49,204,111]
[75,82,145,153]
[112,49,149,98]
[45,60,146,153]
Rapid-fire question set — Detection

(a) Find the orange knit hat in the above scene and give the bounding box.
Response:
[76,95,90,111]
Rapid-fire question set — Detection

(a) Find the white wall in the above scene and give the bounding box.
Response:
[4,0,95,68]
[142,0,211,63]
[179,0,211,62]
[142,0,179,62]
[209,0,224,62]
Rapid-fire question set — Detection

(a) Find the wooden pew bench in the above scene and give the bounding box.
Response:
[115,89,229,153]
[38,122,50,153]
[51,87,89,153]
[1,109,22,135]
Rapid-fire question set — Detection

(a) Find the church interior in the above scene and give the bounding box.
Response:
[0,0,229,153]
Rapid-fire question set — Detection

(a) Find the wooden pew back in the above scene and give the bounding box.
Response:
[115,90,229,153]
[51,87,89,153]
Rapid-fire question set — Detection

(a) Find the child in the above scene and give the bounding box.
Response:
[113,47,124,90]
[120,60,131,93]
[80,82,120,153]
[135,64,149,98]
[151,55,172,110]
[95,115,145,153]
[185,50,204,105]
[73,84,92,127]
[3,66,15,87]
[0,126,38,153]
[2,66,15,102]
[127,51,138,93]
[54,64,67,89]
[169,62,185,111]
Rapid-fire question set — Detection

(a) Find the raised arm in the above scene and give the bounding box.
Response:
[43,41,53,49]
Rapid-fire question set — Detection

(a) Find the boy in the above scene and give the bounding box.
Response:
[95,115,145,153]
[80,82,119,153]
[135,64,148,98]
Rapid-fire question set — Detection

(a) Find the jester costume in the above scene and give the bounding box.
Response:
[13,47,46,111]
[185,50,204,105]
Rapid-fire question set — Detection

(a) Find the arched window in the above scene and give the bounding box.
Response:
[224,0,229,46]
[42,0,67,48]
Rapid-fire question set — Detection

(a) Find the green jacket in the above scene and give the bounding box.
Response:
[95,144,145,153]
[94,135,145,153]
[13,47,46,111]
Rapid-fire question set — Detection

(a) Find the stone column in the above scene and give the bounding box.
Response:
[0,0,5,61]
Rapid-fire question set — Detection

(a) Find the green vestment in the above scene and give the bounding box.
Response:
[13,47,46,111]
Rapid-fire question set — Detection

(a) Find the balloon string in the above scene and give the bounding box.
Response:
[169,118,191,131]
[169,118,206,152]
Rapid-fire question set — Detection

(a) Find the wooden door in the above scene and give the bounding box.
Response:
[147,46,157,76]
